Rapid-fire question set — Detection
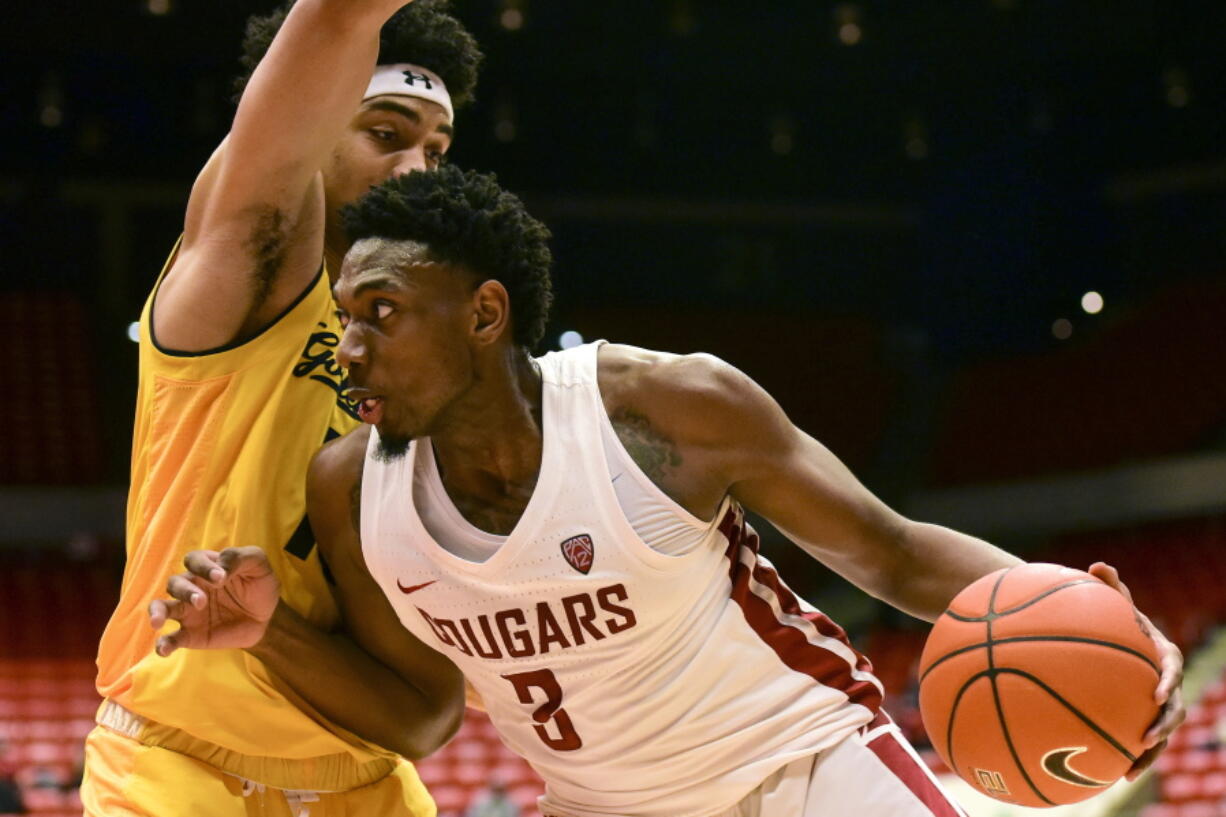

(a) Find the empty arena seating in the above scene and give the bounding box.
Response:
[0,293,105,485]
[0,547,113,817]
[0,659,93,817]
[1043,516,1226,653]
[1145,672,1226,817]
[929,278,1226,487]
[415,711,545,817]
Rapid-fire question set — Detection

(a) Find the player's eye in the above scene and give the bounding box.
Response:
[335,310,350,329]
[373,302,394,320]
[370,127,398,142]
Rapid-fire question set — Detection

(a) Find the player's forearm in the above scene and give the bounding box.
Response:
[248,600,462,759]
[881,521,1022,622]
[224,0,407,191]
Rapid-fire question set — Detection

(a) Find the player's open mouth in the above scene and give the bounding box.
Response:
[356,396,385,424]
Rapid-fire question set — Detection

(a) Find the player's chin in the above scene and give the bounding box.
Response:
[373,417,415,461]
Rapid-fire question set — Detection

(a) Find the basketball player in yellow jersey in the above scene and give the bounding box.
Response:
[81,2,482,815]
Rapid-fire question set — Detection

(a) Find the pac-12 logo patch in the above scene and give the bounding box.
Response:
[561,534,594,574]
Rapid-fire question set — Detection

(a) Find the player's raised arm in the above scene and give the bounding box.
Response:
[157,0,415,352]
[151,428,466,759]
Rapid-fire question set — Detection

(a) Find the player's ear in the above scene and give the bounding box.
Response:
[471,279,511,347]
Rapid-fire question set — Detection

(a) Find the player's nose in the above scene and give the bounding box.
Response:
[336,323,367,369]
[392,147,429,176]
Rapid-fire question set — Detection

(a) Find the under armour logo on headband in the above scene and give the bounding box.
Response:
[365,63,454,123]
[402,71,434,90]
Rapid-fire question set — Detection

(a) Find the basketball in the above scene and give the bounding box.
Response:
[917,563,1162,808]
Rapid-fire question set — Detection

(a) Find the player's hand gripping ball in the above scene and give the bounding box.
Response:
[918,563,1161,808]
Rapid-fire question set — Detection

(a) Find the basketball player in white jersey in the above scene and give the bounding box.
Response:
[154,167,1186,817]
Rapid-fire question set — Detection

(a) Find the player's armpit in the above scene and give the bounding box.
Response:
[154,160,327,353]
[465,679,488,712]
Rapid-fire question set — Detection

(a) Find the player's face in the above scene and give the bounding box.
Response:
[323,95,454,216]
[334,238,478,456]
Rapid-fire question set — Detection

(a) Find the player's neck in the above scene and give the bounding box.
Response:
[430,350,544,499]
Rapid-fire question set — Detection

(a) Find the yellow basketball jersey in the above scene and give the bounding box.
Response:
[95,244,390,770]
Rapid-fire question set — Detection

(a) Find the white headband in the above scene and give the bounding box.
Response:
[363,63,454,123]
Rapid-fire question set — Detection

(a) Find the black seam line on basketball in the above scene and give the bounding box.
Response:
[944,580,1102,623]
[996,668,1139,763]
[985,570,1054,805]
[953,668,1055,807]
[944,666,984,784]
[920,636,1161,684]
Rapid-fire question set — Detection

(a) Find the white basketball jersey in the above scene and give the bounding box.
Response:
[361,342,883,817]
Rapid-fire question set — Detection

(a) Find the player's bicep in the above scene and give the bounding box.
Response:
[330,532,464,698]
[727,397,908,595]
[307,440,464,704]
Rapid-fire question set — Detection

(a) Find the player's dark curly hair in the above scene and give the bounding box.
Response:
[342,166,554,349]
[232,0,483,106]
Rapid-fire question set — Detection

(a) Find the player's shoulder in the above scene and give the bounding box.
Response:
[598,344,746,402]
[308,425,372,494]
[597,344,772,446]
[599,343,762,407]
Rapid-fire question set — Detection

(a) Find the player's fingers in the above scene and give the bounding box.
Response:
[166,574,208,609]
[1155,643,1185,703]
[155,631,184,658]
[1088,562,1134,604]
[1125,739,1166,782]
[183,550,225,585]
[219,546,268,571]
[1145,687,1187,747]
[149,598,168,629]
[148,598,189,629]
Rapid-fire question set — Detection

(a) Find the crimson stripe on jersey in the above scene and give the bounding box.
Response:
[719,508,883,711]
[866,730,966,817]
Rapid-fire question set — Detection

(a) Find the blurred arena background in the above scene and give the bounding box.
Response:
[2,1,1225,815]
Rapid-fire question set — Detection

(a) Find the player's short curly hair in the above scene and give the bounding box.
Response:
[233,0,482,106]
[342,166,554,350]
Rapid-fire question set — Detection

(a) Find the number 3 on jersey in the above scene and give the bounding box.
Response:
[502,669,583,751]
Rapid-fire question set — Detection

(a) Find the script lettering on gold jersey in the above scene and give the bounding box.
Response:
[293,322,360,421]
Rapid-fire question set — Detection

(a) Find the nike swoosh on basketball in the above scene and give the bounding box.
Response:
[1041,747,1111,788]
[397,579,437,595]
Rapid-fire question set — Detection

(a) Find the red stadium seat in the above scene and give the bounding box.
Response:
[1139,804,1177,817]
[17,786,67,812]
[1159,773,1202,803]
[427,784,467,813]
[1200,771,1226,799]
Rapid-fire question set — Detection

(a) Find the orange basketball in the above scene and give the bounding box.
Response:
[918,563,1161,808]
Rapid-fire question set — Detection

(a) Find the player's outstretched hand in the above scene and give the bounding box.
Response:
[149,547,281,657]
[1089,561,1186,780]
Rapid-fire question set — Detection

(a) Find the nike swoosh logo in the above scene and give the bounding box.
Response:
[1041,747,1112,788]
[397,579,437,595]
